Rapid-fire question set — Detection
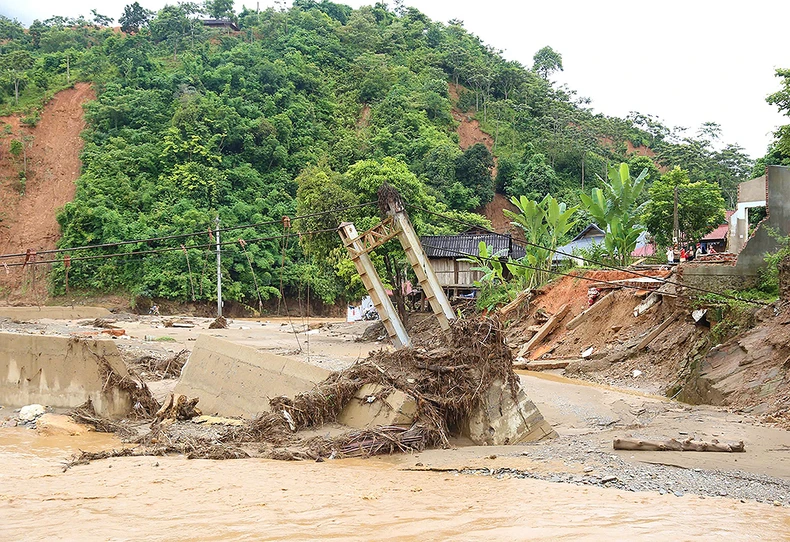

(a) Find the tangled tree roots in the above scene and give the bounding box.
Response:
[233,315,517,453]
[131,349,189,380]
[69,399,136,438]
[96,355,160,418]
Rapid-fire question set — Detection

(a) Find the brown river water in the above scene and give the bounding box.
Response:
[1,428,789,541]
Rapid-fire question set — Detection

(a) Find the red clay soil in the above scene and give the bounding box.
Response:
[504,269,674,360]
[478,193,520,234]
[533,269,671,315]
[0,82,94,294]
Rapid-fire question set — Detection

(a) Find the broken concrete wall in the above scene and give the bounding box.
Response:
[0,333,133,418]
[462,379,556,445]
[0,306,111,321]
[174,334,330,418]
[337,384,418,428]
[682,165,790,290]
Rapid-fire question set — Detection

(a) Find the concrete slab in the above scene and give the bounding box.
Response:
[337,383,418,428]
[173,334,331,418]
[0,333,134,418]
[463,379,556,445]
[0,306,111,321]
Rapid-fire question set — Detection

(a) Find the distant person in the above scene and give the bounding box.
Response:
[695,243,704,258]
[679,248,687,263]
[666,246,675,264]
[149,304,160,316]
[708,245,717,254]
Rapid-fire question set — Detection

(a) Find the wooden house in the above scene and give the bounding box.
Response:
[419,232,524,296]
[202,19,240,31]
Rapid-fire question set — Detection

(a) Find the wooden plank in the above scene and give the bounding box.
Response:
[517,303,570,358]
[636,314,680,350]
[566,293,616,331]
[498,289,531,319]
[513,359,574,370]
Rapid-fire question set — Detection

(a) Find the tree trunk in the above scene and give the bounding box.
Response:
[614,437,744,452]
[580,154,585,190]
[14,79,19,105]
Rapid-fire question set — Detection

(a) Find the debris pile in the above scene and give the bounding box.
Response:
[208,315,228,329]
[65,316,552,466]
[130,349,189,380]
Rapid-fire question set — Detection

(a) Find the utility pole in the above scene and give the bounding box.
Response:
[215,216,222,318]
[673,185,679,247]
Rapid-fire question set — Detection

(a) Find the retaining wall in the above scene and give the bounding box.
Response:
[0,306,111,321]
[174,335,330,418]
[0,333,133,418]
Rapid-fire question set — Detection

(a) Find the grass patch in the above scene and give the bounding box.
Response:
[154,336,177,342]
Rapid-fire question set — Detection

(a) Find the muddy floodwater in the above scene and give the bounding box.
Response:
[1,429,789,540]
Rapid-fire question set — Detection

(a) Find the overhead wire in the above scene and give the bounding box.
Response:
[0,228,340,268]
[0,201,377,261]
[419,242,676,295]
[409,205,770,306]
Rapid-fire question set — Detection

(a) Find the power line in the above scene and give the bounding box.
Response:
[0,201,376,261]
[411,205,770,306]
[1,228,339,268]
[419,242,684,297]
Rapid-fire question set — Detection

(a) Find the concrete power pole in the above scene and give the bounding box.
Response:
[673,186,679,247]
[215,216,222,318]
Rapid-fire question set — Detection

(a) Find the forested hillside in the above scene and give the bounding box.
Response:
[0,1,763,307]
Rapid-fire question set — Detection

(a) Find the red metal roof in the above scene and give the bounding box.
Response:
[701,224,729,241]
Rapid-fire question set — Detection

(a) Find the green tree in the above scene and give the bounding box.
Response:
[642,166,726,248]
[504,152,561,199]
[119,2,154,33]
[0,50,34,105]
[204,0,235,19]
[627,155,660,186]
[454,143,494,206]
[91,9,114,27]
[532,45,563,79]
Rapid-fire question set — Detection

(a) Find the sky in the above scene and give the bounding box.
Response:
[4,0,789,159]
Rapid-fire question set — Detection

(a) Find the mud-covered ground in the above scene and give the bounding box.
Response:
[1,312,790,539]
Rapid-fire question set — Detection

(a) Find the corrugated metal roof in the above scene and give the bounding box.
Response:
[570,224,605,242]
[701,224,729,241]
[701,210,734,241]
[419,234,524,259]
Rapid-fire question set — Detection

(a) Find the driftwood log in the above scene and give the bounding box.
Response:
[614,437,745,452]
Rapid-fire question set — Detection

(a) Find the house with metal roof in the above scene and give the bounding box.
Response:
[553,224,605,263]
[418,232,524,294]
[202,19,240,31]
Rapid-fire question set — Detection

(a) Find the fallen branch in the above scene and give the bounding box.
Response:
[614,437,745,452]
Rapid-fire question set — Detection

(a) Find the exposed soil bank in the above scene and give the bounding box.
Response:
[0,83,94,296]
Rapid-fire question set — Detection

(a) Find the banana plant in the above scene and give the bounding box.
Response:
[459,241,508,286]
[580,163,648,266]
[505,193,578,286]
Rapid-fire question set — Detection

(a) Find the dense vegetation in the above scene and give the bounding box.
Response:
[0,2,765,308]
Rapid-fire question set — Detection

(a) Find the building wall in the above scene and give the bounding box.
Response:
[429,258,482,288]
[682,166,790,289]
[739,175,766,203]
